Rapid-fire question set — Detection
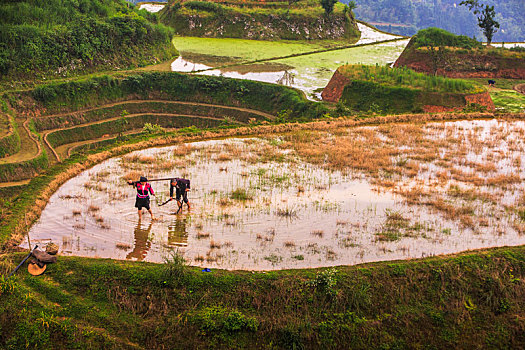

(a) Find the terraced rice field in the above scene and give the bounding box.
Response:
[26,118,525,270]
[171,23,408,98]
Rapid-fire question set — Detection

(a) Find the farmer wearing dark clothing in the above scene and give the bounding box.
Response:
[170,178,191,212]
[128,176,156,220]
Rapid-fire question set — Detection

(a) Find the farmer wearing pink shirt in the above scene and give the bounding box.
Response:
[128,176,156,220]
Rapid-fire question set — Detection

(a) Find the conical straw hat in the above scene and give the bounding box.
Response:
[28,262,46,276]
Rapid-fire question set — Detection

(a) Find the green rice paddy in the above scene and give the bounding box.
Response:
[491,90,525,113]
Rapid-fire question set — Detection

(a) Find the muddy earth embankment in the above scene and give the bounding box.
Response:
[322,67,494,112]
[394,40,525,79]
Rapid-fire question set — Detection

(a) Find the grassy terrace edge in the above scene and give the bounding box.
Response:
[1,110,521,249]
[0,112,20,158]
[1,232,525,348]
[1,111,525,348]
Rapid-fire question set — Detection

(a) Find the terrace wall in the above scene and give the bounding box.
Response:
[394,46,525,79]
[323,69,494,113]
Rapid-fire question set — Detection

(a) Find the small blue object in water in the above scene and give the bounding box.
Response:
[201,268,211,272]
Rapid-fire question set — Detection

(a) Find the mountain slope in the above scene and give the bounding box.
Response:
[342,0,524,42]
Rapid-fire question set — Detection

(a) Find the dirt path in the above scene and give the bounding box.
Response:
[39,100,275,121]
[0,117,40,164]
[0,113,12,139]
[0,179,31,188]
[59,129,142,160]
[0,99,272,187]
[47,112,239,161]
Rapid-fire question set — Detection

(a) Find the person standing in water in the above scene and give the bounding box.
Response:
[128,176,156,220]
[170,178,191,212]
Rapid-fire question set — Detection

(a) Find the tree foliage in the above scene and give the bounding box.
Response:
[320,0,338,15]
[414,28,482,50]
[342,0,523,42]
[459,0,500,44]
[0,0,175,78]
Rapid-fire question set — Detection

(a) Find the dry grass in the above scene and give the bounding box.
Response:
[311,230,324,237]
[173,144,194,157]
[152,160,178,171]
[123,171,142,183]
[116,243,132,250]
[59,194,85,200]
[196,232,210,239]
[209,240,221,249]
[138,155,155,163]
[283,241,295,248]
[205,255,217,263]
[485,174,521,187]
[218,197,231,207]
[88,205,100,213]
[194,255,205,262]
[5,109,520,251]
[217,153,232,161]
[276,207,297,217]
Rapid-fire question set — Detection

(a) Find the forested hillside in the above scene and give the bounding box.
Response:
[0,0,177,80]
[343,0,524,42]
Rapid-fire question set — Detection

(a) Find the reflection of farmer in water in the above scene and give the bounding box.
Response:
[168,216,188,247]
[128,176,156,220]
[126,221,153,261]
[170,178,191,213]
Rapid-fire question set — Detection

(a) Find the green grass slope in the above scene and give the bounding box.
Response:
[1,246,525,349]
[0,0,177,81]
[0,99,20,158]
[325,64,491,113]
[160,0,360,41]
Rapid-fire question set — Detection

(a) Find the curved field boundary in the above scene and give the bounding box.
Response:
[3,110,524,246]
[39,100,275,120]
[35,100,273,131]
[0,113,21,158]
[0,119,49,183]
[63,129,142,159]
[192,37,408,74]
[0,118,47,183]
[43,112,245,162]
[38,98,276,163]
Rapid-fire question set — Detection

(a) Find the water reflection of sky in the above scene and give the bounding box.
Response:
[25,122,525,270]
[170,23,409,100]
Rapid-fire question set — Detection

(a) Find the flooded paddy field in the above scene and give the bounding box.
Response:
[170,24,408,99]
[26,119,525,270]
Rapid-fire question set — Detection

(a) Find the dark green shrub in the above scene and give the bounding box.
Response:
[190,306,259,333]
[414,27,482,49]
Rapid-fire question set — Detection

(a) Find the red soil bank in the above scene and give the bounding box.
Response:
[321,70,350,102]
[422,92,495,112]
[322,69,495,112]
[394,44,525,79]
